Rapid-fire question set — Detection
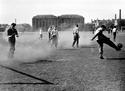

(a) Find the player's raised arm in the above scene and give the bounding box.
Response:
[91,33,98,41]
[91,29,100,41]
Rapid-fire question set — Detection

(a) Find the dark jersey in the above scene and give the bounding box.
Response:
[7,28,18,38]
[7,28,18,43]
[98,33,109,41]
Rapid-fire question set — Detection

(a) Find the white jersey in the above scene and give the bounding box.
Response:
[51,29,58,37]
[73,26,79,34]
[73,26,79,37]
[94,27,102,35]
[39,29,42,34]
[112,28,117,33]
[94,27,103,40]
[48,27,52,33]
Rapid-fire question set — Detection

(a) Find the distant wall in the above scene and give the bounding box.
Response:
[84,23,95,32]
[0,24,8,32]
[32,14,84,31]
[16,24,32,32]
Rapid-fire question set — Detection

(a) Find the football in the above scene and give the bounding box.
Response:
[117,43,123,49]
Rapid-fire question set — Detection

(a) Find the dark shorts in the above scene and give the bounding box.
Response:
[74,36,79,40]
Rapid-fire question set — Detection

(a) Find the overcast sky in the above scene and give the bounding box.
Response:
[0,0,125,25]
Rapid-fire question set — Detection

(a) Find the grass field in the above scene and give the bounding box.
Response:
[0,31,125,91]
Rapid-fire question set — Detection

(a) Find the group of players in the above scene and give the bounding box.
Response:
[7,23,123,59]
[39,24,80,48]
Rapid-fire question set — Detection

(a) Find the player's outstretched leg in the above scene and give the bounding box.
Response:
[104,39,121,51]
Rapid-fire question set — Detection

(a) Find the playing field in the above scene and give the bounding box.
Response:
[0,31,125,91]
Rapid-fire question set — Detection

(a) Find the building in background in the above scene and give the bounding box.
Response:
[117,9,125,31]
[32,14,84,31]
[58,15,84,31]
[0,24,8,32]
[32,15,57,31]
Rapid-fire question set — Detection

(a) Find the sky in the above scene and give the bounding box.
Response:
[0,0,125,25]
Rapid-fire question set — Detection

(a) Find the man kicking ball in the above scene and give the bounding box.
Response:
[91,25,122,59]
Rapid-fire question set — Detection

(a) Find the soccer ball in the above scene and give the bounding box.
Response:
[117,43,123,49]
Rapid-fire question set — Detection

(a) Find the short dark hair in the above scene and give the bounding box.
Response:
[76,24,78,27]
[11,23,16,26]
[101,25,106,29]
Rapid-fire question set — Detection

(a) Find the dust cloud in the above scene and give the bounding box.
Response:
[0,29,94,65]
[58,28,93,48]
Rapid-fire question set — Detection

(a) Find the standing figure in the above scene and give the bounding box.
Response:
[112,26,117,42]
[7,23,19,58]
[48,25,53,42]
[50,26,58,48]
[107,27,110,34]
[39,28,43,39]
[91,25,121,59]
[72,24,80,48]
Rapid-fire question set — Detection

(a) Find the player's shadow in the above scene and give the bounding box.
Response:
[80,45,96,48]
[61,48,80,50]
[106,57,125,60]
[61,46,96,50]
[0,82,53,85]
[0,64,54,85]
[22,59,54,64]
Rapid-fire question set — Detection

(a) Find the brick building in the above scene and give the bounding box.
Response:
[32,14,84,31]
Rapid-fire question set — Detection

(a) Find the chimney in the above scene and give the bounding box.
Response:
[115,14,117,20]
[15,18,17,23]
[119,9,121,30]
[119,9,121,20]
